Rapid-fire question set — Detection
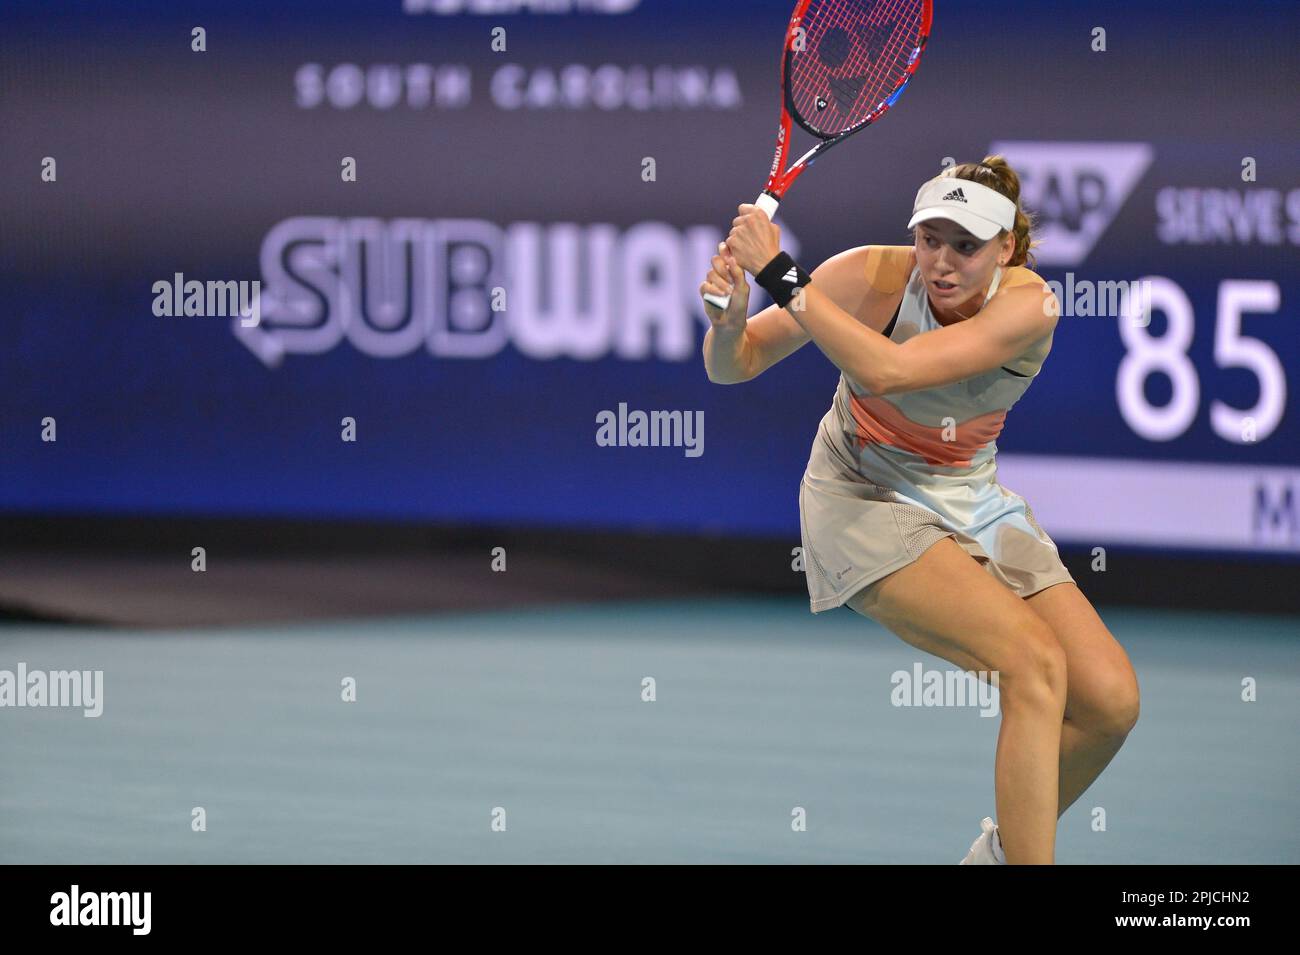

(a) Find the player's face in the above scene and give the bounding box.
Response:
[913,220,1005,304]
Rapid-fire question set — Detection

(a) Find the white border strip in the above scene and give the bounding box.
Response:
[995,454,1300,553]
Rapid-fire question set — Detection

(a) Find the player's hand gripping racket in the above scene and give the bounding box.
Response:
[703,0,933,312]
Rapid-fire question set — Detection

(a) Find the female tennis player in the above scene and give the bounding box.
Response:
[700,157,1140,865]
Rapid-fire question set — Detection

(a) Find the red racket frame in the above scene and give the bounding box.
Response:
[763,0,934,203]
[704,0,934,313]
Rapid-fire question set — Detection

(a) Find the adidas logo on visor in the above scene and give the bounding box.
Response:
[941,188,967,202]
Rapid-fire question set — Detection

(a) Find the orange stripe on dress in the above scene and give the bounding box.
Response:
[848,394,1007,468]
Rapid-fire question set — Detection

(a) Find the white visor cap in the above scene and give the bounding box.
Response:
[907,174,1017,242]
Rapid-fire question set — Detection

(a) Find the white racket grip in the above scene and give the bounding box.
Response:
[702,192,782,312]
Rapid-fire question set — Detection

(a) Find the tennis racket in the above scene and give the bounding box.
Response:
[704,0,934,311]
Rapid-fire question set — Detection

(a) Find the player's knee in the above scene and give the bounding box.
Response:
[1093,670,1141,738]
[996,619,1067,708]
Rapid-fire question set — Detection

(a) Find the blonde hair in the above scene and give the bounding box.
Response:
[944,155,1039,268]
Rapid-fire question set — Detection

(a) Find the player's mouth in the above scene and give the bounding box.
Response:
[932,279,959,293]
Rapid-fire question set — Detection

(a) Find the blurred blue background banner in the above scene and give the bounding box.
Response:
[3,0,1298,553]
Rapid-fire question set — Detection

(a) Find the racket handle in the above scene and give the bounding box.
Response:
[703,192,782,312]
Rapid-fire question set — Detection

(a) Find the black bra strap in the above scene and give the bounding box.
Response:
[882,296,902,339]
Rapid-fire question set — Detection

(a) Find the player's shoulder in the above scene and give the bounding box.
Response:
[812,244,915,295]
[998,264,1058,307]
[998,263,1052,294]
[989,264,1060,333]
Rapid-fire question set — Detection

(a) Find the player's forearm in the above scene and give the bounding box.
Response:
[786,283,896,394]
[702,324,754,384]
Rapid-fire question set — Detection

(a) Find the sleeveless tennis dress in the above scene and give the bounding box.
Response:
[799,264,1075,613]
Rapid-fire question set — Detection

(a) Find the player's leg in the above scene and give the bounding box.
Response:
[1022,582,1140,818]
[846,536,1066,864]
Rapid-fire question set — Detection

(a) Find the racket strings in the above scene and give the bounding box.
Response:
[790,0,926,135]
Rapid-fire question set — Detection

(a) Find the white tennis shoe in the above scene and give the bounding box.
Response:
[959,816,1007,865]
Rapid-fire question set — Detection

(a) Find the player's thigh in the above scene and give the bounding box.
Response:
[1023,582,1140,735]
[845,536,1061,679]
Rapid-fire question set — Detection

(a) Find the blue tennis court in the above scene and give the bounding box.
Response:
[4,597,1295,864]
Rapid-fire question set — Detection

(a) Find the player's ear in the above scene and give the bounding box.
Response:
[998,231,1014,266]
